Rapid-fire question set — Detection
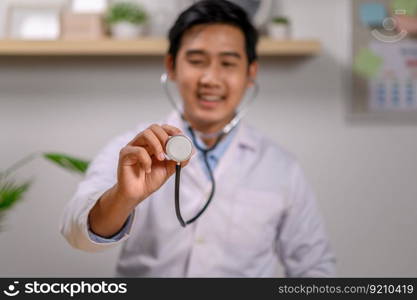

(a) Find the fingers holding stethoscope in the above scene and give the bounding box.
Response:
[128,124,183,161]
[116,124,191,204]
[119,146,153,173]
[123,124,192,173]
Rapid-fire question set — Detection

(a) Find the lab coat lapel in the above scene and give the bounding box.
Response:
[163,111,258,193]
[213,124,243,181]
[214,122,258,185]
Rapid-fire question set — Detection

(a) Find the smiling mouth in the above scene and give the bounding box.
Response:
[199,94,224,101]
[196,94,225,109]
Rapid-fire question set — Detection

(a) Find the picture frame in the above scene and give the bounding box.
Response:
[5,0,63,40]
[61,12,105,40]
[351,0,417,123]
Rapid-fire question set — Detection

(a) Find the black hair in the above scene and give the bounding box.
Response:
[168,0,258,67]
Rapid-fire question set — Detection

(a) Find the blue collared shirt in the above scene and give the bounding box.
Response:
[184,124,238,180]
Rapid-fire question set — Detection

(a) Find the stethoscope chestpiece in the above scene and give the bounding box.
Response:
[165,135,193,163]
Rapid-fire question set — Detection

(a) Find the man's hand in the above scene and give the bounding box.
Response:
[116,124,190,207]
[88,124,191,238]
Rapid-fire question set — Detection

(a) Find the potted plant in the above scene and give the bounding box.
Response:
[267,16,291,39]
[105,2,148,40]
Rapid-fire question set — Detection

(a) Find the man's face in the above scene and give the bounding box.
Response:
[166,24,258,132]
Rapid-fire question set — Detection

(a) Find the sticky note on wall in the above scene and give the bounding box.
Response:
[359,3,387,27]
[353,48,383,79]
[392,0,417,16]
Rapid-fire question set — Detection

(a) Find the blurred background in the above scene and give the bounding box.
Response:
[0,0,416,277]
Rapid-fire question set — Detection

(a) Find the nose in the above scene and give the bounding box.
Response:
[199,64,222,88]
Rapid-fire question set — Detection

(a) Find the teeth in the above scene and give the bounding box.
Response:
[200,95,223,102]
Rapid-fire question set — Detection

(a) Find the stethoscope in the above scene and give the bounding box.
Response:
[160,72,259,227]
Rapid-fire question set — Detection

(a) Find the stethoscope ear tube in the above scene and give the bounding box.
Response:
[160,72,259,136]
[160,73,184,116]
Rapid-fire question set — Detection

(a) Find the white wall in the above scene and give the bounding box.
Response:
[0,0,416,277]
[0,0,6,38]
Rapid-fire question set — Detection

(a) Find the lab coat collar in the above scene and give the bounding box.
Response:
[163,111,258,153]
[163,111,258,192]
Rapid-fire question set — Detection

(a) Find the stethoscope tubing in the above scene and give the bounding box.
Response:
[160,73,258,227]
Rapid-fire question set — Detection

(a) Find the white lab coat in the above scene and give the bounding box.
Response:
[60,111,336,277]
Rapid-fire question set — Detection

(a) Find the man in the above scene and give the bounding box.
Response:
[61,0,336,277]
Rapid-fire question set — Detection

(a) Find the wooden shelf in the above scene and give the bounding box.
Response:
[0,38,320,56]
[258,38,321,56]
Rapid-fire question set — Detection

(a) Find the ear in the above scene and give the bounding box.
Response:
[247,61,259,87]
[164,54,176,81]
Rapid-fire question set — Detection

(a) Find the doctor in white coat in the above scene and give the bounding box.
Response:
[61,0,336,277]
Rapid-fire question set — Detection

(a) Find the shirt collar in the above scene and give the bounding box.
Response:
[164,111,258,153]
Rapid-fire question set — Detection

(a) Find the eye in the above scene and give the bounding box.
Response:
[222,61,236,67]
[188,59,204,66]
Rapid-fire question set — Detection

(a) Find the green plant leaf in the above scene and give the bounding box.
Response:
[43,153,90,175]
[0,179,31,211]
[272,16,289,24]
[105,2,147,24]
